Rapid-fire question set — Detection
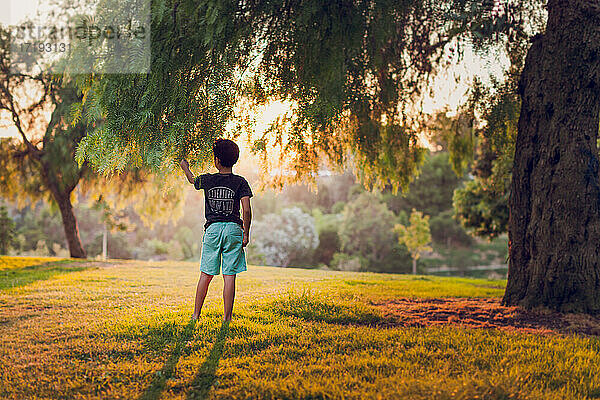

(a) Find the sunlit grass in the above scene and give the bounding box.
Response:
[0,257,598,399]
[0,256,89,291]
[0,256,67,270]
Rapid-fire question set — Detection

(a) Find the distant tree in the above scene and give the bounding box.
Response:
[249,207,319,267]
[0,42,88,258]
[0,204,15,254]
[429,210,473,247]
[0,26,181,257]
[92,198,129,260]
[383,152,465,218]
[9,202,66,255]
[313,229,340,266]
[338,192,400,271]
[395,209,432,275]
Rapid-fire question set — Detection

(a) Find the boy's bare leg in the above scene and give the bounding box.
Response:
[192,272,213,320]
[223,274,236,322]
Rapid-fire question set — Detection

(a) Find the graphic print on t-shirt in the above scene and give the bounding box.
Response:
[207,186,235,215]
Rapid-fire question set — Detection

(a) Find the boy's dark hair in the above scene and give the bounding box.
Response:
[213,139,239,168]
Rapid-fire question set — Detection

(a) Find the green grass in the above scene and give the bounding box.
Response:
[0,258,89,290]
[0,256,599,399]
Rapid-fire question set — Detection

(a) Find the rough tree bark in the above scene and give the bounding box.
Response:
[503,0,600,313]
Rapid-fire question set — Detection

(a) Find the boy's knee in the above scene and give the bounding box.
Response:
[200,272,214,282]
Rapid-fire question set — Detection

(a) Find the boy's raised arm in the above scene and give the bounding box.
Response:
[241,196,252,247]
[179,159,195,184]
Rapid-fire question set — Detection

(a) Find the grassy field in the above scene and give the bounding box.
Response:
[1,257,600,399]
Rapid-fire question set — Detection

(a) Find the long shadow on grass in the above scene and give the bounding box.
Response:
[138,318,197,400]
[271,291,383,326]
[0,261,89,291]
[138,320,230,400]
[186,321,230,400]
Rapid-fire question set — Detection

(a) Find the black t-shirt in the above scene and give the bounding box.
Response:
[194,173,253,229]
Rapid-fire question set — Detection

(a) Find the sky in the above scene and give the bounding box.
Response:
[1,0,38,26]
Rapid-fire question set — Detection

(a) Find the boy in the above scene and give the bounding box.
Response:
[179,139,252,322]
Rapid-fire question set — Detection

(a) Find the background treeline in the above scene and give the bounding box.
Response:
[1,151,507,276]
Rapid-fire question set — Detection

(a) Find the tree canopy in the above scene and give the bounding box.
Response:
[74,0,544,191]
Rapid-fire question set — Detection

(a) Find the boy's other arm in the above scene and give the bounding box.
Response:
[241,196,252,247]
[179,159,195,184]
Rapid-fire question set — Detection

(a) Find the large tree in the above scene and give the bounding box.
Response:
[454,2,600,312]
[502,0,600,313]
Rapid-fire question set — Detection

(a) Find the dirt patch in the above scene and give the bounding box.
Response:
[370,297,600,336]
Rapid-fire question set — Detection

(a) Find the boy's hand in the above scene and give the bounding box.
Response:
[180,159,195,184]
[242,232,249,247]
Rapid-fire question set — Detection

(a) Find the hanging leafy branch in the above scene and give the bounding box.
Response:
[73,0,544,190]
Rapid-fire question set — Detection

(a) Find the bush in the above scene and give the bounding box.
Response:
[314,228,341,266]
[312,210,342,266]
[330,253,365,272]
[248,207,319,267]
[0,205,16,255]
[134,238,179,261]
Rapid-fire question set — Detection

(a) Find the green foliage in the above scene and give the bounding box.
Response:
[73,0,241,175]
[453,179,509,238]
[173,226,200,261]
[329,252,366,272]
[419,235,509,276]
[429,210,474,247]
[313,228,341,267]
[0,40,179,257]
[135,238,184,261]
[0,81,91,207]
[0,138,49,206]
[452,74,519,239]
[248,207,319,267]
[312,209,342,266]
[10,203,66,256]
[0,205,16,254]
[394,209,433,261]
[425,111,477,176]
[383,152,465,217]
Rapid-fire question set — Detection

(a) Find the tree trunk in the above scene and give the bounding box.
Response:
[102,223,108,260]
[54,192,87,259]
[412,257,417,275]
[503,0,600,313]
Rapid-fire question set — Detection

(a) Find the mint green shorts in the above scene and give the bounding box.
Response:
[200,222,247,275]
